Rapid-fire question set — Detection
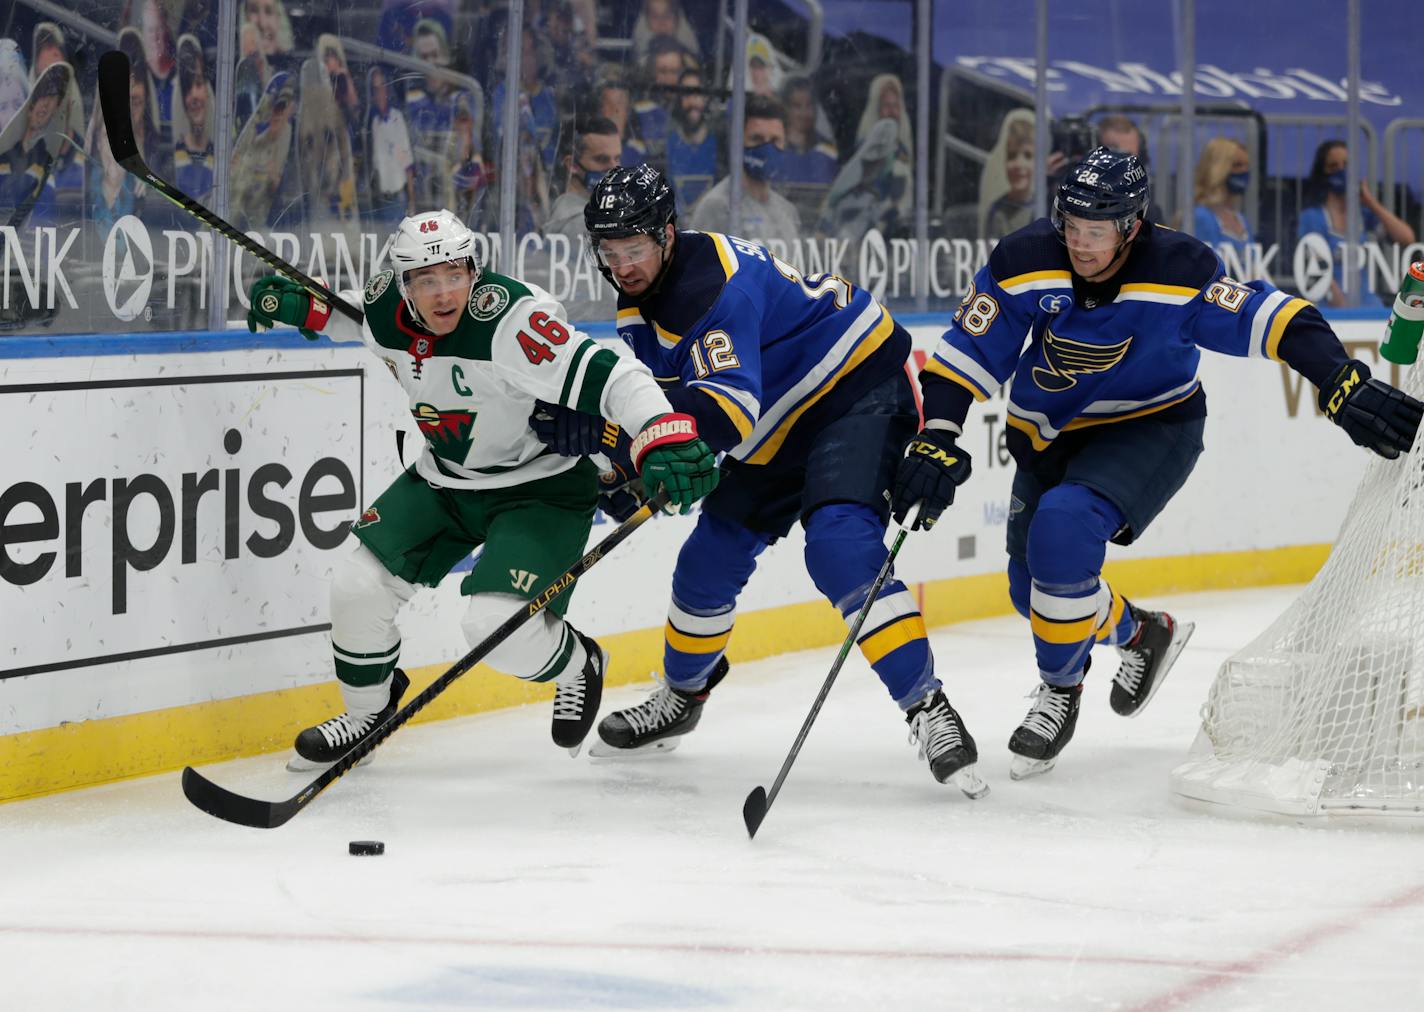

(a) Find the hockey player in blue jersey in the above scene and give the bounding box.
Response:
[893,147,1423,780]
[534,164,984,794]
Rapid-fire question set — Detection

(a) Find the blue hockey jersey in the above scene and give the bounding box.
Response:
[922,218,1348,463]
[616,230,907,464]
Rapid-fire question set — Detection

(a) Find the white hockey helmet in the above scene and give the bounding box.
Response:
[391,209,481,323]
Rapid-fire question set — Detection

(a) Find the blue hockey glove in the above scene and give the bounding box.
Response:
[598,466,645,523]
[529,400,623,458]
[1320,360,1423,459]
[891,428,973,531]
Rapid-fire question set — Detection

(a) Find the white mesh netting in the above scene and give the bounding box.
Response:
[1170,359,1424,819]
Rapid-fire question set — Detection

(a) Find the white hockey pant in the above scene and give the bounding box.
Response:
[329,545,585,720]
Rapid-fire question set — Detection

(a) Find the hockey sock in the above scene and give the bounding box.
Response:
[461,594,586,682]
[330,544,416,687]
[664,512,770,690]
[339,674,398,720]
[1025,483,1125,687]
[804,503,936,708]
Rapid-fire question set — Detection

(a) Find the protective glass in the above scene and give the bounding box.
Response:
[594,235,662,269]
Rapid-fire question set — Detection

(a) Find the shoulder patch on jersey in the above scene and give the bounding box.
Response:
[469,283,510,321]
[365,269,393,304]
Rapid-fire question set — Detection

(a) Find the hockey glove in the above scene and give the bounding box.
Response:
[631,413,719,515]
[529,400,624,458]
[246,276,330,340]
[1320,359,1423,459]
[598,467,645,523]
[891,428,973,531]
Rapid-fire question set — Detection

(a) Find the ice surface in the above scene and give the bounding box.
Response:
[6,587,1424,1010]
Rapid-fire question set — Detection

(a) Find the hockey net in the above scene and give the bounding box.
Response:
[1170,362,1424,819]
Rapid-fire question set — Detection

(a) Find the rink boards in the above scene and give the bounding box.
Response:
[0,315,1389,800]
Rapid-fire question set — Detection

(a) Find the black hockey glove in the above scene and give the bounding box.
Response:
[529,400,624,458]
[891,428,973,531]
[1320,360,1423,460]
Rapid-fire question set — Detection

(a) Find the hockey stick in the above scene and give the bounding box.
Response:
[181,489,671,828]
[742,503,921,839]
[96,50,362,324]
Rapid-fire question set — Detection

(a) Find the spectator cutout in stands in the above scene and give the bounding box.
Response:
[691,93,801,245]
[0,41,27,136]
[297,55,358,226]
[666,67,719,216]
[406,18,484,217]
[173,35,215,203]
[979,109,1036,240]
[779,75,838,226]
[633,0,702,63]
[492,25,558,180]
[1299,138,1417,307]
[366,64,415,225]
[243,0,294,62]
[635,34,694,167]
[137,0,180,143]
[592,76,648,170]
[857,73,911,163]
[820,116,911,246]
[229,70,297,230]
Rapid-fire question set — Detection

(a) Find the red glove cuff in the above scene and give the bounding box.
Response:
[631,413,698,470]
[302,295,332,332]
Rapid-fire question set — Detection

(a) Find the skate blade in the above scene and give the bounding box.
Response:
[586,737,682,759]
[285,752,374,773]
[1124,620,1197,719]
[1009,755,1056,781]
[950,765,990,799]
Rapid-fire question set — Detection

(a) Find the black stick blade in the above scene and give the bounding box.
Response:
[742,786,768,838]
[97,51,140,165]
[181,766,295,829]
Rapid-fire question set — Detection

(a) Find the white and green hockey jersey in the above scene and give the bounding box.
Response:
[327,269,670,490]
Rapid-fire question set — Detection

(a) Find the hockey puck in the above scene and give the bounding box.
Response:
[348,840,385,856]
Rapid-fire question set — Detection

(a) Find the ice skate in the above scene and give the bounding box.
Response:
[588,656,729,757]
[1008,678,1083,780]
[1110,604,1194,716]
[288,668,410,771]
[552,629,607,757]
[906,689,988,799]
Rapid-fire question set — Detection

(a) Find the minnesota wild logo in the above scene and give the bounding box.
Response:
[365,270,392,304]
[1032,329,1133,392]
[412,403,477,462]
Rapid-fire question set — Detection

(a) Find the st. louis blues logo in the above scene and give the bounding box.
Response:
[1032,328,1132,392]
[412,403,477,462]
[1039,294,1071,314]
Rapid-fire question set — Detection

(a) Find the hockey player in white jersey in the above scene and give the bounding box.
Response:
[245,209,718,767]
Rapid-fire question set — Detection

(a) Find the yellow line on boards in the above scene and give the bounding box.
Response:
[0,543,1330,803]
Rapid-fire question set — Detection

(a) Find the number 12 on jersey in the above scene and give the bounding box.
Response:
[689,330,741,378]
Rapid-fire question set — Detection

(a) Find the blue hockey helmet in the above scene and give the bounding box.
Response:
[1051,146,1151,240]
